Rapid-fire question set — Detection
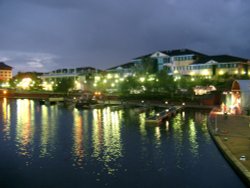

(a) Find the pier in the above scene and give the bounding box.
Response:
[145,106,184,124]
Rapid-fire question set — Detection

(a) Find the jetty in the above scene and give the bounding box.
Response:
[40,97,64,105]
[145,106,184,124]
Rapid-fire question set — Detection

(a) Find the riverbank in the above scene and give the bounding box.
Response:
[208,110,250,186]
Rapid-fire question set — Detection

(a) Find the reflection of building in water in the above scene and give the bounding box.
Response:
[92,109,103,159]
[188,119,198,156]
[172,113,183,166]
[91,107,123,175]
[194,112,207,124]
[16,99,34,158]
[40,105,57,157]
[154,126,161,147]
[1,98,11,140]
[40,105,49,157]
[72,109,84,166]
[139,113,146,136]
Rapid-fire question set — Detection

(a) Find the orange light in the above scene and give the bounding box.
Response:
[3,90,7,94]
[94,92,101,96]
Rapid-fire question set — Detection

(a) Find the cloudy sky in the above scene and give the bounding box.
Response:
[0,0,249,74]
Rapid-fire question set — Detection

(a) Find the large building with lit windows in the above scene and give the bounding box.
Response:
[40,67,100,91]
[40,48,250,91]
[108,49,250,77]
[186,55,249,77]
[0,62,12,81]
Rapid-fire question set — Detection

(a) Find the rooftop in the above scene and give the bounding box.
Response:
[193,55,248,65]
[0,62,12,70]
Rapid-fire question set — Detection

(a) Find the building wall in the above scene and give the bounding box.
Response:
[172,62,250,77]
[0,69,12,81]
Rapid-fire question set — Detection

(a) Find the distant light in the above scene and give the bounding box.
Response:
[182,102,185,106]
[139,77,145,82]
[3,90,7,94]
[202,70,209,76]
[165,101,168,104]
[18,78,32,89]
[107,74,112,79]
[219,70,224,75]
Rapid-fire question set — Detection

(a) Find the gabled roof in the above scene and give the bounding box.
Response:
[134,49,207,60]
[0,62,12,70]
[107,62,136,70]
[161,49,206,57]
[192,55,248,65]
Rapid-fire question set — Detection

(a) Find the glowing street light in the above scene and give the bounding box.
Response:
[139,77,145,82]
[18,78,32,89]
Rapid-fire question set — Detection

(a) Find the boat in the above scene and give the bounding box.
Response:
[75,99,98,109]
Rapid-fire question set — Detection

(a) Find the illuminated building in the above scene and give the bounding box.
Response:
[230,80,250,114]
[40,67,101,91]
[107,49,250,78]
[189,55,249,77]
[0,62,12,81]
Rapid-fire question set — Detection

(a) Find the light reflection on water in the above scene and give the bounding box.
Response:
[139,112,146,136]
[72,109,84,167]
[101,108,123,175]
[188,119,198,156]
[40,104,57,157]
[0,99,245,187]
[16,99,34,159]
[2,98,11,140]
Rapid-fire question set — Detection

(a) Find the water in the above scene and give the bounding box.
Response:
[0,98,246,188]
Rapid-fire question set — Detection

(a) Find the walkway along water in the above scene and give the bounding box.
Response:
[208,108,250,186]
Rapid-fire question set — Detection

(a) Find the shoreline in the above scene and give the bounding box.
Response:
[208,110,250,186]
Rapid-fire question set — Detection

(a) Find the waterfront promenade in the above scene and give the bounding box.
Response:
[208,110,250,185]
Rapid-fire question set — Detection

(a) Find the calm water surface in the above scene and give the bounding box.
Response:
[0,99,246,188]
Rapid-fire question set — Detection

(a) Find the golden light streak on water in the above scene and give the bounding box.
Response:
[16,99,34,159]
[2,98,11,140]
[154,126,161,147]
[139,112,147,136]
[101,108,123,175]
[40,105,49,157]
[40,104,57,158]
[166,121,169,132]
[188,119,198,156]
[92,109,103,159]
[172,113,183,168]
[72,108,84,167]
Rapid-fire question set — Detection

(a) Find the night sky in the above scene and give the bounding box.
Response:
[0,0,249,74]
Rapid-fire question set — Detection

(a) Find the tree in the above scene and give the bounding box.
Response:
[9,72,43,90]
[53,77,74,92]
[140,57,158,74]
[155,70,176,93]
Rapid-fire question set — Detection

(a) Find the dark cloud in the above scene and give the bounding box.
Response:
[0,0,249,74]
